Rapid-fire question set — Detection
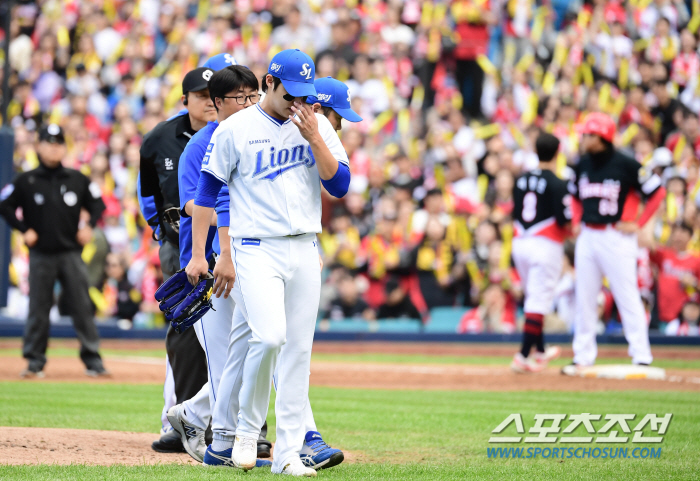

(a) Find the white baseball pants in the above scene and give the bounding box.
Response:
[573,225,653,366]
[229,233,321,472]
[161,355,176,430]
[511,236,563,315]
[182,292,235,430]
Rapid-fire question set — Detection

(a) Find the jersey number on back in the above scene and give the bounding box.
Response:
[522,192,538,222]
[599,199,618,216]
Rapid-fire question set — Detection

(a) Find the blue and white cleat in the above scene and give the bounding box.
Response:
[299,431,344,470]
[203,445,272,468]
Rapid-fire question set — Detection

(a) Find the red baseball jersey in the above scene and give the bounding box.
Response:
[650,247,700,322]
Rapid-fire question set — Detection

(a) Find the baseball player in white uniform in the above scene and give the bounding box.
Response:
[187,49,351,477]
[166,58,273,464]
[567,113,666,369]
[510,133,569,373]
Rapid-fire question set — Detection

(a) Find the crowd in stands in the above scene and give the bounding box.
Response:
[4,0,700,336]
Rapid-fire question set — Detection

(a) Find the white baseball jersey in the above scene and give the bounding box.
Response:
[202,104,349,238]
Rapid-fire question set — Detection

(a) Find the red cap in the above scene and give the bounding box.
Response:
[102,194,122,218]
[580,112,616,143]
[604,2,626,25]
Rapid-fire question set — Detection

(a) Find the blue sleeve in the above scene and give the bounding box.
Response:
[178,135,208,217]
[137,174,157,223]
[137,174,162,244]
[215,184,230,228]
[195,171,225,208]
[320,162,351,198]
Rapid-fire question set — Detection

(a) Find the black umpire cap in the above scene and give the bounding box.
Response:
[183,67,214,94]
[38,124,66,144]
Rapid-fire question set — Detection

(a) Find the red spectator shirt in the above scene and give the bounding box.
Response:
[665,132,700,160]
[649,247,700,322]
[671,52,700,87]
[453,0,491,60]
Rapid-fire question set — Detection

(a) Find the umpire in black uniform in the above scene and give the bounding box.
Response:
[0,124,107,378]
[140,67,215,452]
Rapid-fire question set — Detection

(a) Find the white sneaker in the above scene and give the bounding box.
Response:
[279,457,317,477]
[232,435,257,470]
[166,404,206,462]
[510,353,544,373]
[535,345,561,362]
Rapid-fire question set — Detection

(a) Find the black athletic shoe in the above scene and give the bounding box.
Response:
[85,366,111,377]
[257,442,271,459]
[152,427,186,453]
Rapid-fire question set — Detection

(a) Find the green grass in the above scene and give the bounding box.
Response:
[4,461,696,481]
[1,382,700,479]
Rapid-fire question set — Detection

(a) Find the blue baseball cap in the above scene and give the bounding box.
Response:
[203,53,238,71]
[267,49,317,98]
[306,77,363,123]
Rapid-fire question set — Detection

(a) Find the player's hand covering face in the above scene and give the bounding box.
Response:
[290,101,320,142]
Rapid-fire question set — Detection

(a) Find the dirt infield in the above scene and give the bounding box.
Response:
[1,345,699,391]
[2,338,700,360]
[310,341,700,361]
[1,340,699,467]
[0,426,362,466]
[0,427,196,466]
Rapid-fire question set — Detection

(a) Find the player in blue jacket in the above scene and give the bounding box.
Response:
[166,60,274,465]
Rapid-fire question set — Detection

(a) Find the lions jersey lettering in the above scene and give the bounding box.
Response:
[202,103,349,238]
[252,145,315,180]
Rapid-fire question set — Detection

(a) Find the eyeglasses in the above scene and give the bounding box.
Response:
[221,93,260,105]
[283,93,296,101]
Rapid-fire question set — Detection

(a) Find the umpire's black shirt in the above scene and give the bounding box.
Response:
[139,113,196,246]
[0,162,106,253]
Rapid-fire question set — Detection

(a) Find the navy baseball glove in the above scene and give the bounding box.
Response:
[154,269,215,333]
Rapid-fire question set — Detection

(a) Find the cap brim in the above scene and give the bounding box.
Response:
[333,107,363,123]
[281,79,316,98]
[575,124,592,135]
[185,81,209,93]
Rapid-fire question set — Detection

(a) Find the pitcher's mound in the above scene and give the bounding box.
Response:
[0,427,196,466]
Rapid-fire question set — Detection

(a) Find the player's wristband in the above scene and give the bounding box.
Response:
[195,171,225,208]
[216,205,230,229]
[321,162,350,198]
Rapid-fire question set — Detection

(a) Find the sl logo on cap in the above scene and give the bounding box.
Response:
[270,63,282,73]
[300,63,312,80]
[317,94,332,102]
